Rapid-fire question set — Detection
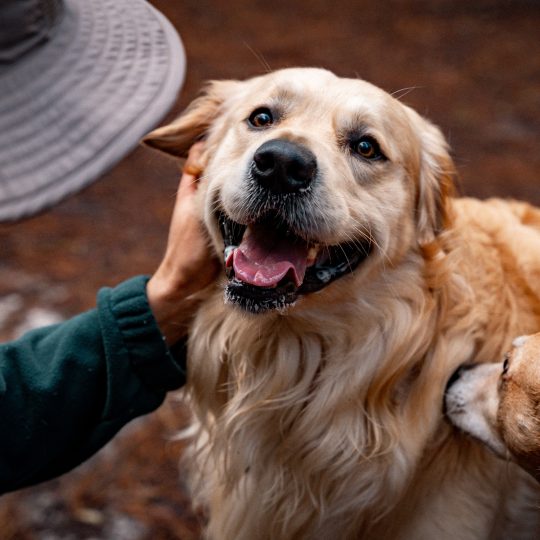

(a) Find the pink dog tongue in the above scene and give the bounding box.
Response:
[232,227,309,288]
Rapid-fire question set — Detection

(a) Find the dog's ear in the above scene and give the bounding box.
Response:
[408,109,455,245]
[142,80,238,158]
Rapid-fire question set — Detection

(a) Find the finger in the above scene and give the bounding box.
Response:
[176,173,198,200]
[185,141,205,175]
[179,142,206,194]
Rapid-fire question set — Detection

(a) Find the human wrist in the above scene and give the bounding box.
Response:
[146,271,200,345]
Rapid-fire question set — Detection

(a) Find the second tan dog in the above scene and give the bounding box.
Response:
[446,333,540,482]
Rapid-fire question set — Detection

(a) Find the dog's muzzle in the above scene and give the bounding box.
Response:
[216,139,373,314]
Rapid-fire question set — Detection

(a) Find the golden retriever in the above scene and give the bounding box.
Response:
[144,68,540,539]
[446,333,540,483]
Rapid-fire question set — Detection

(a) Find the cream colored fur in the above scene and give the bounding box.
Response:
[145,68,540,539]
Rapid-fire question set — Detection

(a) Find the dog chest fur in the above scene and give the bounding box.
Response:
[185,197,540,539]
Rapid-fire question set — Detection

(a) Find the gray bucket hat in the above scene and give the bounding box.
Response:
[0,0,185,222]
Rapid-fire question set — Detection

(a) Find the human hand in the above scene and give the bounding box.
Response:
[147,142,219,344]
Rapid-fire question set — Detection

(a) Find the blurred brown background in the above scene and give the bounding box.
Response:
[1,0,539,538]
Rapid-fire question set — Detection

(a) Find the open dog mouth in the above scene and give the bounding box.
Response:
[218,211,373,313]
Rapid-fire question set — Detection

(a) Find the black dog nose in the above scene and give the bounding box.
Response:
[252,139,317,194]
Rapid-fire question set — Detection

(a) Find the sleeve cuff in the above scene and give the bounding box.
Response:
[98,276,187,395]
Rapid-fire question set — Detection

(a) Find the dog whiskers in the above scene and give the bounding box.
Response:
[390,86,423,101]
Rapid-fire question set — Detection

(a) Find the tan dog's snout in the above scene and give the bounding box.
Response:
[445,362,506,457]
[445,334,540,481]
[251,138,318,195]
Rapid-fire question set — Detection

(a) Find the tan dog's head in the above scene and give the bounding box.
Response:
[145,68,454,314]
[445,333,540,480]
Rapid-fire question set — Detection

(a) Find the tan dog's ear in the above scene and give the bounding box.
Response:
[142,80,238,158]
[408,109,455,244]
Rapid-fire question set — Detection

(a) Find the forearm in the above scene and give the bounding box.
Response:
[0,276,186,493]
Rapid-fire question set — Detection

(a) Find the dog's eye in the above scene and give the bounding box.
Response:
[352,137,383,160]
[248,108,274,128]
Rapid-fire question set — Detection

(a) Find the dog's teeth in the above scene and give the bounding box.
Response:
[224,245,236,265]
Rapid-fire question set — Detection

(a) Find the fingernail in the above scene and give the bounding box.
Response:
[184,164,203,176]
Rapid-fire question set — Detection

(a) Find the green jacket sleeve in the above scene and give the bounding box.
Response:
[0,275,187,494]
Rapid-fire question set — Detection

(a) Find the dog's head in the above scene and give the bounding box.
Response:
[445,333,540,480]
[145,68,454,314]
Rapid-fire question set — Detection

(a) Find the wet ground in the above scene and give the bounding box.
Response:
[1,0,539,538]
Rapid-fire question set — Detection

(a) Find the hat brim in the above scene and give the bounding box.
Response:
[0,0,185,222]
